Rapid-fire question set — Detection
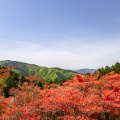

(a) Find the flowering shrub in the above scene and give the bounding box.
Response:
[0,69,120,119]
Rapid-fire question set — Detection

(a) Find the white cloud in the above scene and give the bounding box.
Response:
[0,38,120,69]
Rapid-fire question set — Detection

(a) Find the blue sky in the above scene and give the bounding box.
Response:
[0,0,120,69]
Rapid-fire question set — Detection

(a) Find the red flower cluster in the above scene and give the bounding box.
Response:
[0,71,120,119]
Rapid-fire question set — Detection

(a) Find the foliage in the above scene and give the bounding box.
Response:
[0,69,120,119]
[26,75,46,89]
[2,71,27,88]
[0,66,28,97]
[98,62,120,76]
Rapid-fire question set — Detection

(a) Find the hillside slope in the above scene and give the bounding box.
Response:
[0,60,76,82]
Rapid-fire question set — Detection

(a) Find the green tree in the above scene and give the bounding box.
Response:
[2,71,28,97]
[98,62,120,76]
[113,62,120,74]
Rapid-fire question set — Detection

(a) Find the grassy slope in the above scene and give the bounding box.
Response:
[0,60,76,82]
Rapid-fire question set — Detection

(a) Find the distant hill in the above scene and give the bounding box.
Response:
[0,60,76,83]
[76,68,97,74]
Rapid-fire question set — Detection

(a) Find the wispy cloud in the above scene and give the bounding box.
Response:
[0,37,120,69]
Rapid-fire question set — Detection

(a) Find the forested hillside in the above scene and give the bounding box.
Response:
[0,60,76,83]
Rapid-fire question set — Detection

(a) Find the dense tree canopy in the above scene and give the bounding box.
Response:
[98,62,120,76]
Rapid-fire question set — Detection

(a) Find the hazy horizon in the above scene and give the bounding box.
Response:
[0,0,120,69]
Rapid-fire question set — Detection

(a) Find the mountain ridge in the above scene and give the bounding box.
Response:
[76,68,97,74]
[0,60,76,83]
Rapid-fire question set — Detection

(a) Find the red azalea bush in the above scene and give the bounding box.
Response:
[0,71,120,119]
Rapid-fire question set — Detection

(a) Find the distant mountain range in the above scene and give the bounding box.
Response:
[0,60,76,83]
[76,68,97,74]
